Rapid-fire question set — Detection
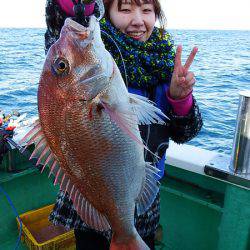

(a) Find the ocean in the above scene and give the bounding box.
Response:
[0,28,249,155]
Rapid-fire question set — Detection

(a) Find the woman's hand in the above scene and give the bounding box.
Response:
[169,45,198,100]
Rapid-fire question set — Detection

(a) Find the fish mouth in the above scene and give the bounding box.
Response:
[65,16,95,33]
[62,16,96,45]
[65,18,90,32]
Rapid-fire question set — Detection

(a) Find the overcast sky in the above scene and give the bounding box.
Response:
[0,0,249,30]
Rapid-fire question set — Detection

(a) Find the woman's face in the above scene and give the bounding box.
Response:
[109,0,156,42]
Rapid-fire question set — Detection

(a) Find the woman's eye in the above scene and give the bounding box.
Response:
[120,8,131,13]
[143,8,153,13]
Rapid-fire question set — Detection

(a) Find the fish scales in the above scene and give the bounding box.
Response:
[41,96,144,219]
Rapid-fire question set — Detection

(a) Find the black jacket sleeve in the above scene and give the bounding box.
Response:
[167,97,203,144]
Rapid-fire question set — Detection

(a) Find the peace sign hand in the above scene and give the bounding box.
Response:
[169,45,198,100]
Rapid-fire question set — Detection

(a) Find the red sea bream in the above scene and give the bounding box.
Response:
[21,16,167,250]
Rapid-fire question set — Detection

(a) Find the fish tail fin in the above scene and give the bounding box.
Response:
[110,232,149,250]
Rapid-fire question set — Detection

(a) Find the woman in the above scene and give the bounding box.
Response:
[45,0,203,249]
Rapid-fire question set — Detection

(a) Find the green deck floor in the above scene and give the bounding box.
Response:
[0,156,249,250]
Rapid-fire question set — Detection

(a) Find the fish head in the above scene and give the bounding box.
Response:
[39,16,114,103]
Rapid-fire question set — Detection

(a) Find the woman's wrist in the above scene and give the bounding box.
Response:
[167,90,193,116]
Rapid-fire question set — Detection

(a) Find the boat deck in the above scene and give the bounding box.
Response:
[0,143,249,250]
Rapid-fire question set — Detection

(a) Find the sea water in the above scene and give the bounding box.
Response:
[0,28,249,155]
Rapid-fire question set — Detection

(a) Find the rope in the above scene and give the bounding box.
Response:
[0,185,22,250]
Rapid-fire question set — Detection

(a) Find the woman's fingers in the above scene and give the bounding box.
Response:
[170,75,195,99]
[174,46,198,80]
[181,77,196,89]
[185,72,195,82]
[178,76,185,84]
[184,47,198,71]
[174,45,182,73]
[187,77,196,87]
[177,72,195,84]
[173,46,197,93]
[176,71,195,87]
[171,46,197,98]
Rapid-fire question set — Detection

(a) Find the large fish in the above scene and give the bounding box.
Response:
[21,16,167,250]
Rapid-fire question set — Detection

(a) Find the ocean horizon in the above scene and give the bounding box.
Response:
[0,28,250,155]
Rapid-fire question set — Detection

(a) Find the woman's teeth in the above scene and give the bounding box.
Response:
[128,32,145,37]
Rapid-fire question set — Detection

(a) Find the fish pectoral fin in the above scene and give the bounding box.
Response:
[100,98,161,160]
[129,93,169,125]
[100,99,146,148]
[135,162,160,216]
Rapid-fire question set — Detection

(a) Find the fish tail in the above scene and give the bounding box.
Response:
[110,232,149,250]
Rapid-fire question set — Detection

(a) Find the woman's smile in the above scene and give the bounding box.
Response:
[126,30,146,40]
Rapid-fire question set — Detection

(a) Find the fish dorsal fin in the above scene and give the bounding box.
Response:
[129,93,169,125]
[20,120,111,232]
[135,162,160,216]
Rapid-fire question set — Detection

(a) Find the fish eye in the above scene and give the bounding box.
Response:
[52,58,70,76]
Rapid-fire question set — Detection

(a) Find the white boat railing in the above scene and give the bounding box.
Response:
[166,90,250,189]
